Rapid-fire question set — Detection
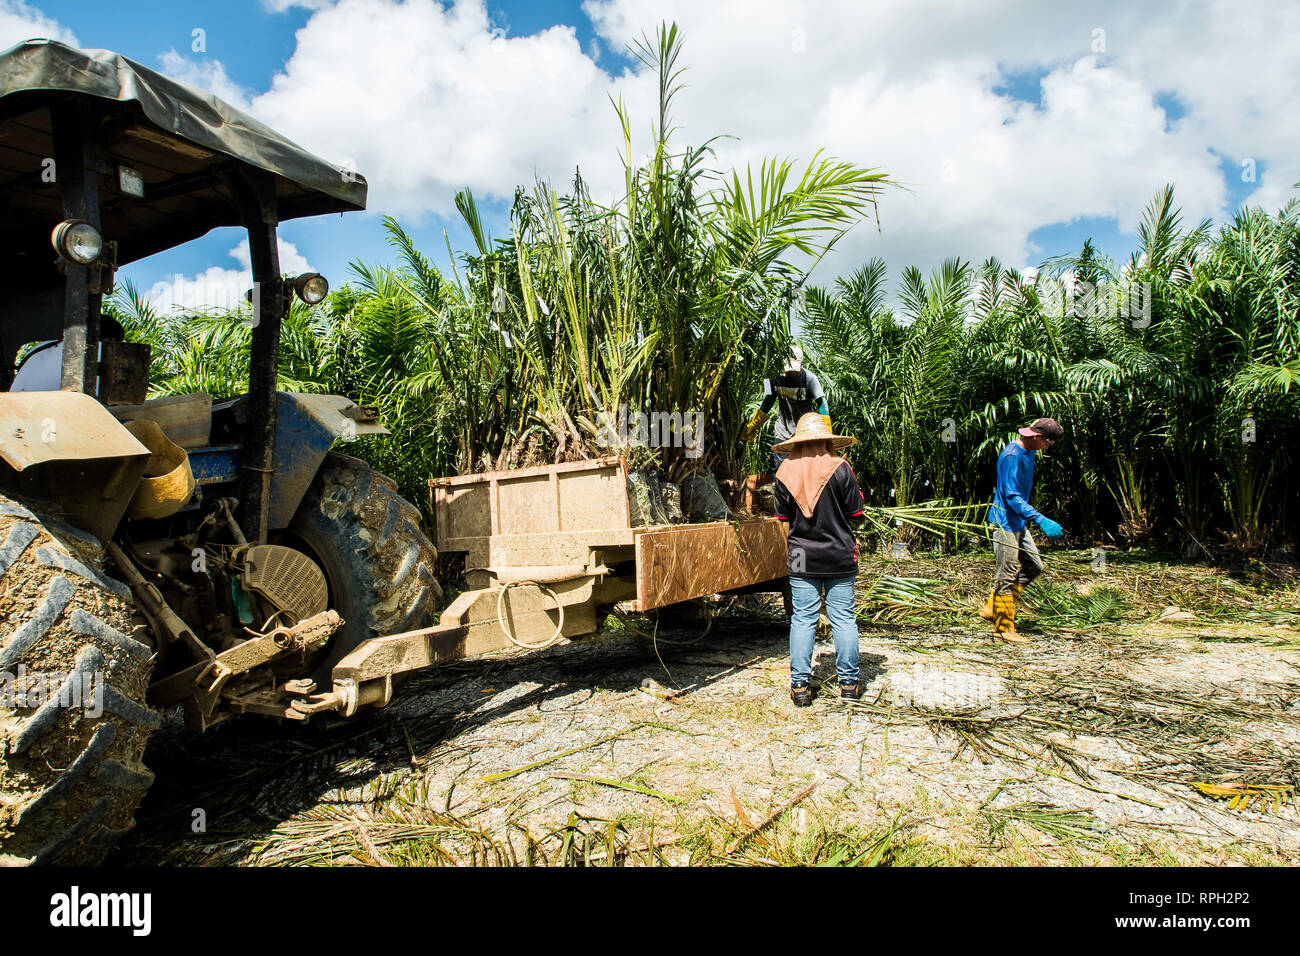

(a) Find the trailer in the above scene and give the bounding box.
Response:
[323,458,790,714]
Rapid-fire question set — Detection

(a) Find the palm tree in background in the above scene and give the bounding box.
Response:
[112,22,892,505]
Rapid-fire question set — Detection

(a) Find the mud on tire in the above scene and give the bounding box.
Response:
[0,494,158,866]
[287,453,441,682]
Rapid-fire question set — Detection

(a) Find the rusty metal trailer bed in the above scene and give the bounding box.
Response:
[323,457,788,715]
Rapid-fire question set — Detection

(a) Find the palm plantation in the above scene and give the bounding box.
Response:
[111,26,1296,559]
[41,17,1298,872]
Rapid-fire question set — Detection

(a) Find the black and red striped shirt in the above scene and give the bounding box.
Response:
[773,461,866,577]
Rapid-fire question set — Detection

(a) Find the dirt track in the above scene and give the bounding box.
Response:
[113,553,1300,866]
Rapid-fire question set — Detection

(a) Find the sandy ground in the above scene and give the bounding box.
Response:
[112,556,1300,866]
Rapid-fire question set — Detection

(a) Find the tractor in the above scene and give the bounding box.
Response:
[0,40,440,864]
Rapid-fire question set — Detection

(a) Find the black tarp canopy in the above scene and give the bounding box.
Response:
[0,38,367,283]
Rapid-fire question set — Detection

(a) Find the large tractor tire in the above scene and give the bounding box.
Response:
[0,495,159,866]
[286,453,441,685]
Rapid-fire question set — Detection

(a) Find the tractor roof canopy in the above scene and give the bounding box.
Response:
[0,38,367,289]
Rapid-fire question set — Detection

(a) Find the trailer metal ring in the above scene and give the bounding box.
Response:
[496,580,566,649]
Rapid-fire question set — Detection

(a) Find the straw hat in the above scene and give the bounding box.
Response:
[772,412,856,453]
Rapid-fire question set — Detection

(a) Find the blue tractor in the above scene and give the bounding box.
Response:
[0,40,440,864]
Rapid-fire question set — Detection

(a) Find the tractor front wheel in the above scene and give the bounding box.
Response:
[285,454,441,687]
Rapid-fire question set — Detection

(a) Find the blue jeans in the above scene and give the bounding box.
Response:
[788,574,860,687]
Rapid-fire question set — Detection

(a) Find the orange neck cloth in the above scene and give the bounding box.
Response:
[776,443,844,518]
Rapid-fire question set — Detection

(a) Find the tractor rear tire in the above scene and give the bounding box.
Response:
[287,453,441,686]
[0,494,159,866]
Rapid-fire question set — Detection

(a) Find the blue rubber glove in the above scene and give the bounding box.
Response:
[1037,517,1064,540]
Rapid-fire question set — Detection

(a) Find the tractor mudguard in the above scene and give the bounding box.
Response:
[267,393,388,530]
[0,391,150,541]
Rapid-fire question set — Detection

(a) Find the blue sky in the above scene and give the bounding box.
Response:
[30,0,619,301]
[10,0,1297,309]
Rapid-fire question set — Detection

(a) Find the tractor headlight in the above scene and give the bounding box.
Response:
[51,220,103,265]
[291,273,329,305]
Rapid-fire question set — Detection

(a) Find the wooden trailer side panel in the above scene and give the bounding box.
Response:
[634,518,788,611]
[432,456,633,567]
[433,458,787,613]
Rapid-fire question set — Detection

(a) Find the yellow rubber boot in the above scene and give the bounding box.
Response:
[983,583,1022,619]
[992,593,1028,644]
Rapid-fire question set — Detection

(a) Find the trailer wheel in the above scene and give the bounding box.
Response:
[0,494,159,866]
[286,453,441,686]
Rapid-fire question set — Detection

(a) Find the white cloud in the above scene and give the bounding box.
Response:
[149,239,314,314]
[0,0,76,49]
[145,0,1298,290]
[156,50,255,112]
[244,0,617,217]
[1110,0,1300,216]
[584,0,1262,276]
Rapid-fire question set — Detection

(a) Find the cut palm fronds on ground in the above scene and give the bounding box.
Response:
[724,782,817,854]
[550,771,686,805]
[817,813,920,867]
[115,552,1300,868]
[984,802,1108,844]
[1238,609,1300,625]
[705,794,923,867]
[859,574,968,622]
[479,723,651,782]
[1022,581,1129,630]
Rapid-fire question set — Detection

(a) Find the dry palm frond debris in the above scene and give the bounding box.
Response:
[109,550,1300,867]
[983,802,1109,845]
[835,635,1300,821]
[850,546,1300,631]
[1189,783,1298,813]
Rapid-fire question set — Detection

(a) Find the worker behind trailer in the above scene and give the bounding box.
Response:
[980,417,1066,643]
[772,413,866,706]
[741,343,830,470]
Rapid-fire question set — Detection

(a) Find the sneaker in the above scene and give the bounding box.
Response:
[790,685,813,707]
[840,682,861,701]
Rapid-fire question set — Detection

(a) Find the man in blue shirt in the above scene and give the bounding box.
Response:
[981,418,1066,643]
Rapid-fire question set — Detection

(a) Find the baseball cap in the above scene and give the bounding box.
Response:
[1018,417,1064,440]
[784,343,804,373]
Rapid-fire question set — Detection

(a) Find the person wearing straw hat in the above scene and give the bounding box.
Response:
[773,412,866,706]
[980,417,1066,643]
[741,343,830,471]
